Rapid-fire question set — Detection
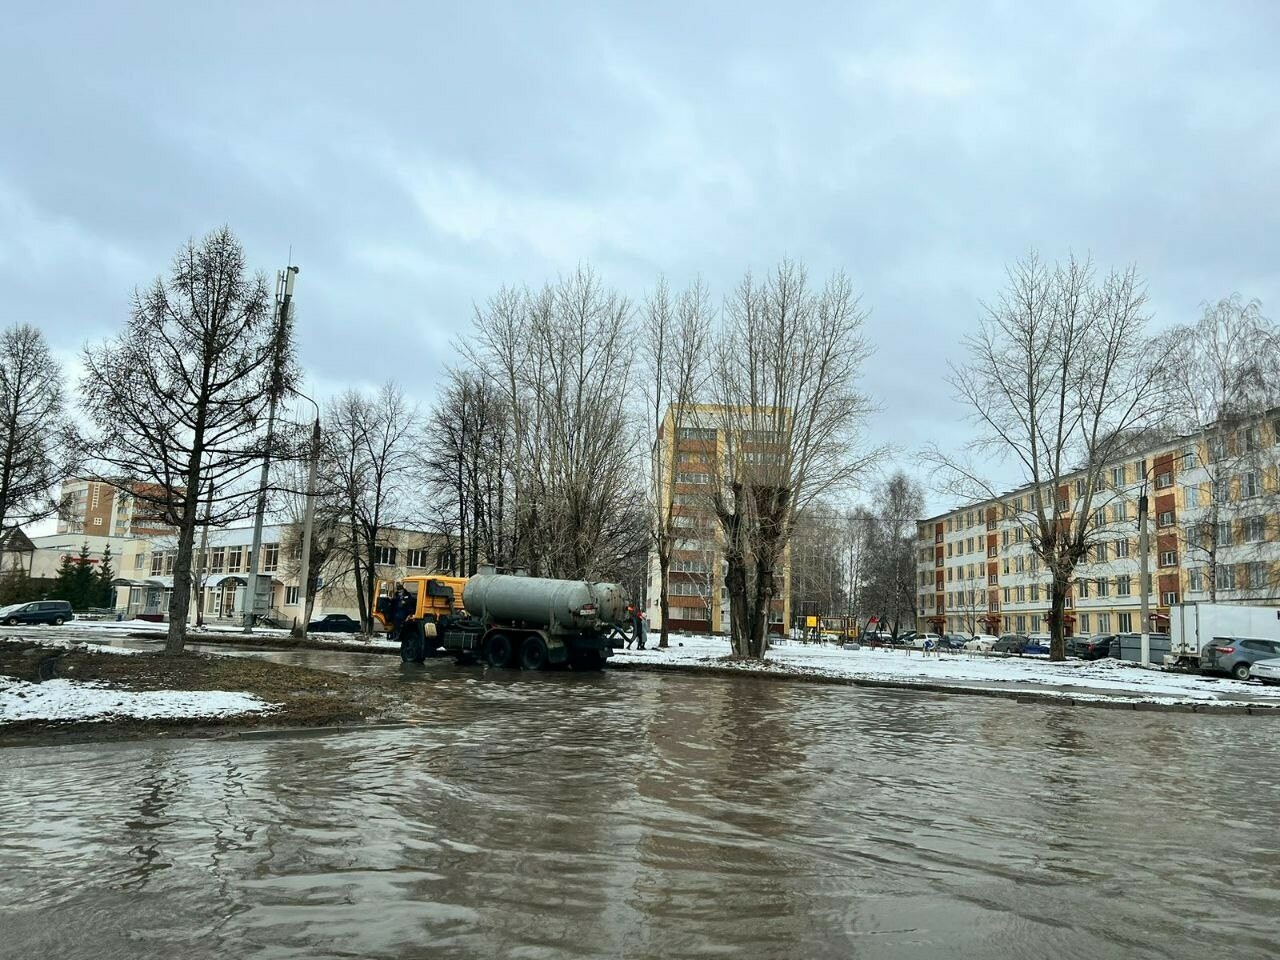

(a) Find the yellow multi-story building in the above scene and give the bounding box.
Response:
[647,403,791,636]
[917,412,1280,636]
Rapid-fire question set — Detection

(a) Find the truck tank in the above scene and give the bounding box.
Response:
[462,573,630,634]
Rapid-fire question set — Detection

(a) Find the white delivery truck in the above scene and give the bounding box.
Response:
[1166,602,1280,668]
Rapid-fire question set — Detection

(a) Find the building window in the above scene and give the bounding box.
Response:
[1248,562,1267,590]
[1116,575,1131,597]
[1098,613,1112,632]
[1079,612,1090,633]
[405,548,428,568]
[947,543,953,558]
[1182,445,1196,468]
[1015,527,1023,543]
[134,552,145,570]
[1183,483,1199,508]
[1112,502,1127,523]
[1243,516,1266,542]
[263,543,279,573]
[1155,472,1172,489]
[1111,466,1125,487]
[1244,426,1260,451]
[1216,520,1233,546]
[1159,550,1177,567]
[1216,565,1236,591]
[1030,583,1040,602]
[1241,471,1260,498]
[987,545,997,558]
[227,546,244,573]
[1115,539,1130,559]
[1096,578,1110,597]
[1208,437,1226,461]
[1075,478,1085,498]
[1077,578,1090,599]
[1158,511,1174,527]
[1015,615,1026,632]
[1056,498,1067,512]
[1189,568,1203,593]
[92,517,103,526]
[1016,585,1026,602]
[151,552,164,576]
[1003,587,1010,603]
[376,546,398,565]
[1094,541,1108,563]
[1015,556,1025,574]
[285,585,300,605]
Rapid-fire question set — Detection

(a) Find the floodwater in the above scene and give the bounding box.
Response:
[4,656,1280,959]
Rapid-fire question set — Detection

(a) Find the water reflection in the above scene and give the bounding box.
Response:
[2,670,1279,959]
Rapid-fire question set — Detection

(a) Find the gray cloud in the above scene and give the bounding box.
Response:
[3,2,1278,512]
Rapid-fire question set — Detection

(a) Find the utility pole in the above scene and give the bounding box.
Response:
[244,264,298,633]
[1138,483,1151,666]
[294,409,321,637]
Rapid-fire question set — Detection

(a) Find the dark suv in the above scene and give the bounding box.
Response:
[1201,637,1280,681]
[994,633,1028,654]
[0,600,75,626]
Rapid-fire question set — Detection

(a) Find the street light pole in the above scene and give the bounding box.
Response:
[294,401,321,638]
[243,264,298,633]
[1138,470,1152,666]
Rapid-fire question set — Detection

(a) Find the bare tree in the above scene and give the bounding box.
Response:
[327,384,420,631]
[789,502,849,632]
[841,506,875,625]
[643,276,712,647]
[1159,295,1280,599]
[705,261,876,659]
[858,473,925,636]
[0,324,79,531]
[926,252,1168,660]
[469,266,644,582]
[80,227,290,654]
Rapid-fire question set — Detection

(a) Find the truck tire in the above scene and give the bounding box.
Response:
[519,635,549,671]
[400,622,425,664]
[484,633,513,668]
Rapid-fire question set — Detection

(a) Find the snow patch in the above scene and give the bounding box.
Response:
[0,677,277,725]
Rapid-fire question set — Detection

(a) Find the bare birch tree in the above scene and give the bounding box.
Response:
[643,276,712,647]
[925,252,1169,660]
[705,260,876,659]
[0,324,79,531]
[1159,295,1280,599]
[469,266,644,582]
[858,473,924,636]
[80,227,291,654]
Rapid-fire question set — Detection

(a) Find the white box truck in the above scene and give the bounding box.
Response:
[1166,602,1280,667]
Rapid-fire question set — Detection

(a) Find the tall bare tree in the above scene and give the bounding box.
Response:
[469,266,644,582]
[926,252,1168,660]
[858,473,925,636]
[0,324,79,531]
[80,227,291,654]
[1159,295,1280,599]
[327,384,420,631]
[705,260,876,659]
[643,276,712,647]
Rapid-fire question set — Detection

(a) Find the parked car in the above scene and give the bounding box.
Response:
[1072,634,1117,661]
[1200,637,1280,681]
[0,600,74,626]
[964,634,999,653]
[307,613,361,633]
[993,633,1028,655]
[941,633,968,650]
[1250,657,1280,686]
[1021,635,1052,655]
[911,632,944,649]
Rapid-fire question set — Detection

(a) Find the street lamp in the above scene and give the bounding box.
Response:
[292,389,321,638]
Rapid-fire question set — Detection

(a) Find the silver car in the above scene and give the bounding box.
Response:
[1250,657,1280,687]
[1200,637,1280,681]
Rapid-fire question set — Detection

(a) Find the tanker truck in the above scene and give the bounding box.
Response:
[373,568,630,670]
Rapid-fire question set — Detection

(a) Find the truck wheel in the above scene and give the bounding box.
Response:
[519,636,549,671]
[485,633,513,668]
[1233,663,1252,681]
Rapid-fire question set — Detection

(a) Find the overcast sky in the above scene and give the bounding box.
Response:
[3,2,1278,517]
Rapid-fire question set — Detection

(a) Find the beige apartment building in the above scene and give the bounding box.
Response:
[57,477,177,538]
[646,404,791,635]
[917,413,1280,637]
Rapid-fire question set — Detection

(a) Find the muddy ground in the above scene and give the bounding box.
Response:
[0,639,417,747]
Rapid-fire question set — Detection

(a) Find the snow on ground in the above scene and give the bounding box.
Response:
[0,677,276,725]
[613,635,1280,706]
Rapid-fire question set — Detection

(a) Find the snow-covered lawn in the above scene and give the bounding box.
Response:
[613,635,1280,706]
[0,677,275,724]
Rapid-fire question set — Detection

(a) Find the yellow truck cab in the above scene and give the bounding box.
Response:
[373,575,469,633]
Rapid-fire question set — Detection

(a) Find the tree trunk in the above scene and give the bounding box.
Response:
[658,549,670,648]
[1048,575,1068,661]
[165,497,200,655]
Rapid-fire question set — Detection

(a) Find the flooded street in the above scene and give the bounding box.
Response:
[4,660,1279,959]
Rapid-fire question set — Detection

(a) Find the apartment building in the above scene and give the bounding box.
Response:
[112,525,452,624]
[646,404,791,635]
[917,413,1280,636]
[57,477,176,537]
